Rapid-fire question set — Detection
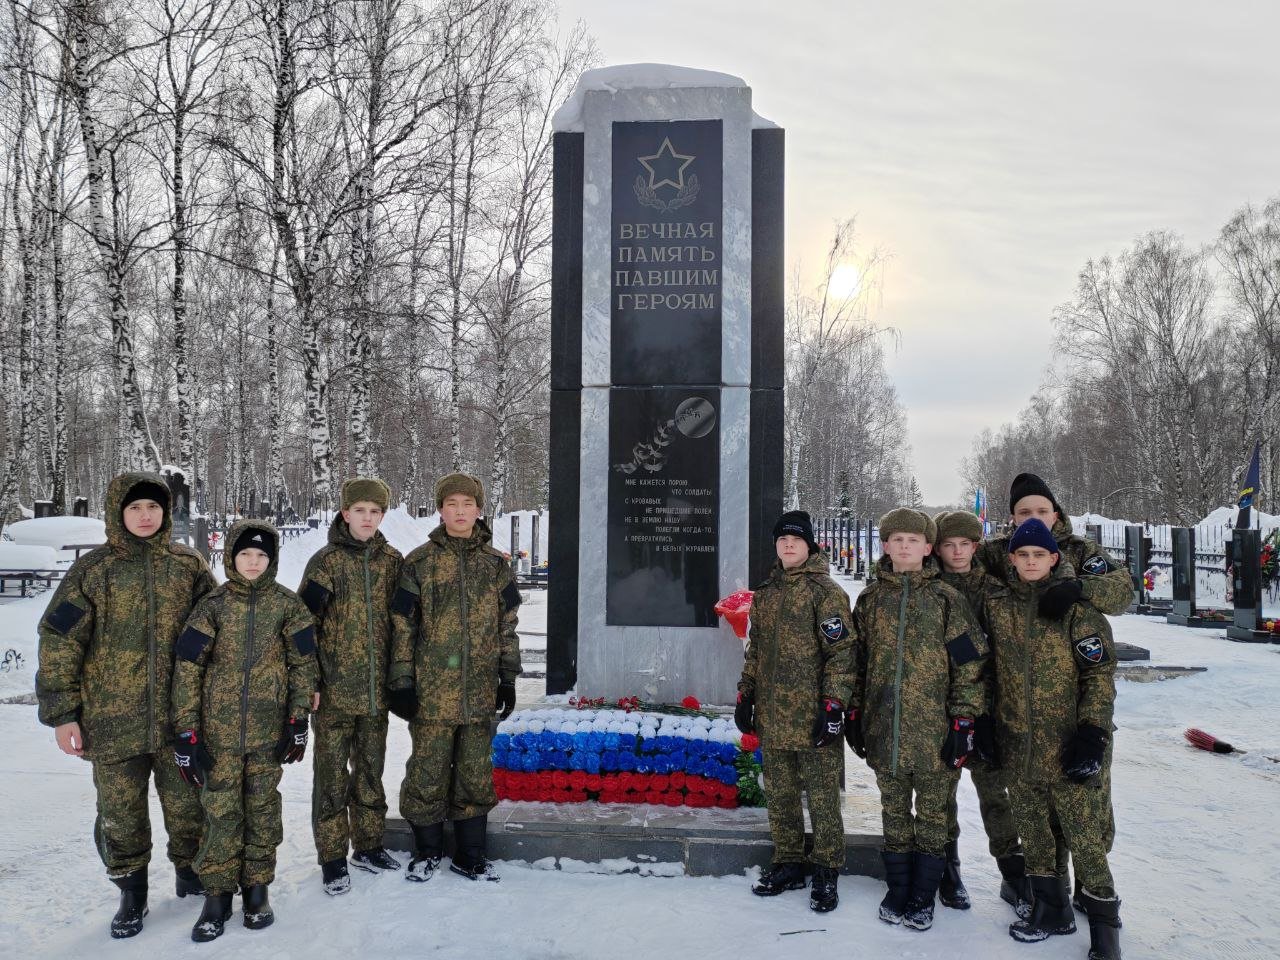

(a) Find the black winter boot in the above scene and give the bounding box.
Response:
[939,838,970,910]
[998,852,1032,919]
[191,892,233,943]
[450,815,497,881]
[1010,874,1077,942]
[1079,890,1123,960]
[752,861,807,896]
[903,852,947,931]
[406,821,444,882]
[242,883,273,930]
[352,847,402,873]
[878,851,913,924]
[175,864,204,899]
[809,866,839,912]
[322,858,351,895]
[110,869,148,939]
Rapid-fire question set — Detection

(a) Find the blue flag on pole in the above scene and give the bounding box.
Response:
[1238,441,1260,528]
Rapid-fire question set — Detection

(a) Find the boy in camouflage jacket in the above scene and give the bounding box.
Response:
[932,509,1026,914]
[977,518,1121,960]
[849,508,987,932]
[171,520,317,942]
[389,473,521,882]
[36,471,215,939]
[735,510,854,914]
[298,477,403,894]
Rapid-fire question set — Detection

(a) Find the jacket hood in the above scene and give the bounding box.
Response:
[427,517,493,551]
[764,548,831,582]
[875,555,940,586]
[1003,551,1069,596]
[223,518,280,589]
[328,513,388,552]
[105,471,172,551]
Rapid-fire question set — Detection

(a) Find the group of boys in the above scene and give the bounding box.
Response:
[36,470,520,943]
[737,473,1128,960]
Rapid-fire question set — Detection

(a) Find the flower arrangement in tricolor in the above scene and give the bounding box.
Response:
[1261,529,1279,585]
[491,703,765,808]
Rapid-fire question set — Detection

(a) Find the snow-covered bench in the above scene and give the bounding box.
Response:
[0,543,62,597]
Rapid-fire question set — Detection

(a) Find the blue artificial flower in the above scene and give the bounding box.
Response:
[587,732,605,752]
[585,752,601,774]
[520,751,540,772]
[619,734,637,751]
[601,750,619,771]
[570,751,587,771]
[492,734,511,752]
[603,732,621,750]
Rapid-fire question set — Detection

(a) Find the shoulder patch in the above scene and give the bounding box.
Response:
[1074,634,1108,665]
[176,626,213,662]
[819,616,848,643]
[946,632,981,665]
[291,624,317,656]
[1082,554,1113,576]
[299,579,332,617]
[391,580,419,616]
[501,580,522,611]
[45,601,87,635]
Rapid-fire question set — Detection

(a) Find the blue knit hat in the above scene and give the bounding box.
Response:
[1008,518,1059,555]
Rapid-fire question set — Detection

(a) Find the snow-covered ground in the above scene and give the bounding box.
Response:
[3,582,1279,956]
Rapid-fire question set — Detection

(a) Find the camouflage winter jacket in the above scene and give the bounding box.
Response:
[389,521,521,724]
[36,472,216,762]
[977,560,1117,784]
[975,510,1132,615]
[737,551,855,751]
[937,564,996,615]
[171,520,317,756]
[298,517,402,716]
[850,560,988,777]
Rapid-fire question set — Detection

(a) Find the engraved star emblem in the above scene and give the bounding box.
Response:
[638,137,695,191]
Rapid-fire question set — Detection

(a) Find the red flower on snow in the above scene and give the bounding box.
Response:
[681,695,701,709]
[740,733,761,752]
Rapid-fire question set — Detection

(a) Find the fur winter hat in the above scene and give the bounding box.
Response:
[1008,518,1059,555]
[341,477,391,511]
[934,510,983,545]
[772,510,817,553]
[435,473,485,510]
[1008,472,1063,518]
[879,508,936,543]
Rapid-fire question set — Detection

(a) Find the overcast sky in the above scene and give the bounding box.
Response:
[556,0,1280,504]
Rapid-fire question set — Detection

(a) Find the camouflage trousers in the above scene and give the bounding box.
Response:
[91,752,203,878]
[1049,746,1115,883]
[399,721,495,826]
[761,744,845,868]
[195,749,283,894]
[1009,779,1115,898]
[312,708,390,863]
[875,769,958,857]
[946,762,1022,858]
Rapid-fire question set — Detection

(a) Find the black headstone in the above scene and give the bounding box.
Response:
[34,500,54,518]
[531,514,541,568]
[1171,527,1195,619]
[72,497,88,518]
[165,471,191,545]
[1231,528,1262,632]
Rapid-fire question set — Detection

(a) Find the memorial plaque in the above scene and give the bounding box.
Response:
[611,120,722,386]
[607,386,720,626]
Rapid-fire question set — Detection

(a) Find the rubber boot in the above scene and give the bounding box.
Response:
[1010,874,1078,943]
[809,866,839,913]
[406,821,444,882]
[939,838,970,910]
[903,852,947,931]
[998,852,1032,919]
[175,864,204,899]
[191,892,233,943]
[110,869,148,939]
[322,858,351,895]
[752,861,807,896]
[242,883,273,930]
[1079,890,1123,960]
[878,851,913,924]
[352,847,402,873]
[450,815,497,881]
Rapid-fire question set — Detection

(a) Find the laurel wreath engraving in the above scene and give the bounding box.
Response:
[633,174,700,212]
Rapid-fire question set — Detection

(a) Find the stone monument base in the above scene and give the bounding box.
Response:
[385,791,882,878]
[1226,625,1278,643]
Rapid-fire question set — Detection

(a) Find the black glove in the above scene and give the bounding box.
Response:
[495,680,517,720]
[277,715,309,764]
[386,685,419,722]
[1061,723,1109,783]
[174,730,213,788]
[1038,578,1084,620]
[844,708,866,758]
[974,714,998,766]
[734,691,755,734]
[941,716,975,769]
[812,698,845,748]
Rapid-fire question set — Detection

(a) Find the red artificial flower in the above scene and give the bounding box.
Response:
[681,696,701,709]
[617,696,641,712]
[552,771,570,790]
[668,771,686,790]
[569,771,587,791]
[585,774,603,792]
[663,791,683,807]
[716,797,738,809]
[645,789,665,805]
[632,774,652,792]
[740,733,760,752]
[568,789,588,803]
[537,771,554,789]
[651,774,670,792]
